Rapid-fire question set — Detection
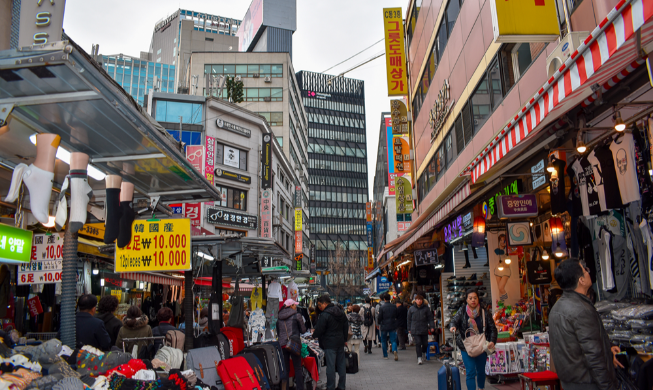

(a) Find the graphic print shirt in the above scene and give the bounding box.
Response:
[579,156,602,216]
[593,144,623,210]
[571,159,590,217]
[610,133,641,205]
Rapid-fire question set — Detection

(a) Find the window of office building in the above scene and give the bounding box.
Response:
[216,142,248,170]
[257,112,283,126]
[214,185,247,211]
[155,101,203,124]
[204,64,283,78]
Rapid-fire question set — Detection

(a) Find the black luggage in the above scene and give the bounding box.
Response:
[264,341,288,380]
[239,352,271,390]
[345,347,358,374]
[246,344,281,386]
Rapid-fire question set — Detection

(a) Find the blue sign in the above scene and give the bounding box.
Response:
[366,223,373,247]
[377,276,391,292]
[171,206,183,214]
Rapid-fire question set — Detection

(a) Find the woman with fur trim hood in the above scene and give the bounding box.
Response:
[116,306,153,355]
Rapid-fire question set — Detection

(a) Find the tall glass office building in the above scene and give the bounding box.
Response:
[101,54,176,106]
[296,71,368,285]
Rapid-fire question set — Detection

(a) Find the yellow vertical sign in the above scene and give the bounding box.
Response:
[295,209,303,231]
[383,8,408,96]
[367,248,374,269]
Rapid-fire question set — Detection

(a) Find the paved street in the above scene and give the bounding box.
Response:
[336,345,522,390]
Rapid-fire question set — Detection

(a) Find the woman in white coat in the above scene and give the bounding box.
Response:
[360,297,376,354]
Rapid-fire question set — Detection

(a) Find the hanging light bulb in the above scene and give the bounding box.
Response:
[614,110,626,131]
[555,243,564,258]
[92,262,99,275]
[497,259,504,271]
[576,130,587,153]
[139,282,144,289]
[541,250,550,260]
[505,257,511,265]
[547,158,556,173]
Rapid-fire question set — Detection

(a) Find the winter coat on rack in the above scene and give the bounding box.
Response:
[360,304,376,342]
[449,303,497,353]
[116,315,153,354]
[277,306,307,347]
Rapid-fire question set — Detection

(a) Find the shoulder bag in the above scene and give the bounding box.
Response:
[282,319,301,356]
[463,309,489,357]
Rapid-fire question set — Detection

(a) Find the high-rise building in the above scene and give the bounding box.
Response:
[372,113,398,258]
[296,71,368,289]
[100,54,176,107]
[237,0,297,58]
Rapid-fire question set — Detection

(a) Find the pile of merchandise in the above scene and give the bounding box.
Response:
[597,302,653,353]
[492,299,534,338]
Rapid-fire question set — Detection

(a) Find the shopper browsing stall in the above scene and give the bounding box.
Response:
[313,295,348,390]
[95,295,122,348]
[278,299,307,390]
[407,295,434,365]
[449,288,497,390]
[73,294,112,351]
[116,306,153,355]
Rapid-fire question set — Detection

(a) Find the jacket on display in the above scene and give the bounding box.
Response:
[95,311,123,347]
[75,311,112,351]
[116,315,153,354]
[277,306,307,347]
[449,304,497,352]
[396,304,408,329]
[549,291,618,390]
[376,301,398,332]
[312,304,348,350]
[407,303,434,336]
[360,304,376,342]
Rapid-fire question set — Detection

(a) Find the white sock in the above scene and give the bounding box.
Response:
[5,163,27,202]
[9,164,54,224]
[69,170,92,233]
[54,176,69,231]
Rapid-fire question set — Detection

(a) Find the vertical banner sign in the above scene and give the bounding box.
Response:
[185,147,204,235]
[367,223,374,247]
[205,136,215,206]
[260,189,273,238]
[294,186,302,208]
[310,245,316,274]
[487,230,521,306]
[383,8,408,96]
[294,253,303,271]
[386,118,397,195]
[395,176,414,214]
[391,99,413,219]
[294,209,303,232]
[19,0,67,47]
[366,202,372,222]
[367,248,374,269]
[261,134,272,190]
[186,146,205,175]
[295,231,302,254]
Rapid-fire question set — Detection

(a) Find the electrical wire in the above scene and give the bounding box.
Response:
[321,38,384,73]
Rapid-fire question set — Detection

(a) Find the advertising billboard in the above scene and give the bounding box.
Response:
[383,8,408,96]
[386,118,397,195]
[489,0,560,42]
[237,0,264,51]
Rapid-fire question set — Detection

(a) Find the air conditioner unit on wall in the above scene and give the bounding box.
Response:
[264,76,272,83]
[546,31,590,78]
[253,74,260,78]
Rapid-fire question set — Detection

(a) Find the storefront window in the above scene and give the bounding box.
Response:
[215,185,247,211]
[471,75,491,132]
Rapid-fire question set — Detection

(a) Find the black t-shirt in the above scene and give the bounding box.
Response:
[593,144,623,210]
[580,156,602,215]
[550,158,567,215]
[578,221,597,283]
[567,160,583,216]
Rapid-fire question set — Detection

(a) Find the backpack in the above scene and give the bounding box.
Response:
[363,306,373,327]
[165,329,186,352]
[217,356,261,390]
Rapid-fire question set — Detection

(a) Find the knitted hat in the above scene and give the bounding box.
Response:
[76,351,131,377]
[24,373,63,390]
[52,377,85,390]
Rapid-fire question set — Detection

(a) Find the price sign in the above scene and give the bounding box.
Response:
[115,219,191,272]
[18,233,63,285]
[111,290,122,297]
[31,233,64,261]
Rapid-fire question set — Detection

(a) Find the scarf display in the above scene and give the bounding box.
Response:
[466,304,480,334]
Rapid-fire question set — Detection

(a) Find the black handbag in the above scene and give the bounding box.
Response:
[282,320,301,356]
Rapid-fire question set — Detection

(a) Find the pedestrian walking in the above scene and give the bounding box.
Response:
[361,297,376,354]
[278,299,307,390]
[549,260,621,390]
[395,299,408,350]
[376,293,399,361]
[407,294,435,364]
[313,295,348,390]
[346,305,363,367]
[449,288,497,390]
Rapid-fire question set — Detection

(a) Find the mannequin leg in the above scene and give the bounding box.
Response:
[6,134,60,224]
[104,175,122,244]
[117,181,135,248]
[68,153,93,233]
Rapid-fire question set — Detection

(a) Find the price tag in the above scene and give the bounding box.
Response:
[18,233,63,285]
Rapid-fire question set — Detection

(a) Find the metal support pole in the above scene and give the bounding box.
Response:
[60,227,78,348]
[184,269,193,351]
[262,275,267,311]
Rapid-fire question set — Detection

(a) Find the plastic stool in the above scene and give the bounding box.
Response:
[425,341,440,360]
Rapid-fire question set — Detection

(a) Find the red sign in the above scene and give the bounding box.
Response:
[186,145,205,174]
[27,296,43,317]
[295,231,303,253]
[184,203,202,236]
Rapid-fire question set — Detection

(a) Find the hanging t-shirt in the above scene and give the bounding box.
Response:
[267,280,283,300]
[640,219,653,290]
[550,157,567,215]
[602,234,630,301]
[598,227,616,291]
[250,287,263,311]
[579,156,602,215]
[571,159,590,216]
[287,281,299,301]
[587,150,608,212]
[610,133,641,205]
[567,160,583,216]
[593,144,623,210]
[578,221,597,283]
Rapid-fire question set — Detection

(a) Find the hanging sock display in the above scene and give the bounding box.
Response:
[117,181,135,248]
[54,176,68,231]
[103,180,122,244]
[69,167,93,233]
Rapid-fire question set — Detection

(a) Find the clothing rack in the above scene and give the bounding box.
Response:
[121,336,165,353]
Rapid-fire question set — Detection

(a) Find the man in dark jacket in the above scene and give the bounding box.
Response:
[75,294,112,350]
[376,293,399,361]
[549,260,621,390]
[395,300,408,350]
[313,295,348,390]
[407,295,435,364]
[95,295,122,347]
[151,307,178,351]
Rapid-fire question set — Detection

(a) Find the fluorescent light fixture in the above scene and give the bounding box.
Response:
[197,251,214,260]
[29,134,106,180]
[42,216,56,228]
[92,263,99,275]
[139,282,144,289]
[100,278,105,286]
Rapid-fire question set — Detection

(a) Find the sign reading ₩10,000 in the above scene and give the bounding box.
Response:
[115,219,191,272]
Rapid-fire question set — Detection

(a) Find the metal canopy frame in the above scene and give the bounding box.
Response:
[0,39,221,205]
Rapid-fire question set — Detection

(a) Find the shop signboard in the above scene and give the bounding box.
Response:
[367,247,374,269]
[295,231,302,253]
[398,222,411,232]
[498,194,538,219]
[184,203,201,230]
[18,232,63,285]
[310,245,316,274]
[205,136,215,185]
[19,0,66,47]
[482,179,521,219]
[367,223,373,247]
[531,159,546,190]
[366,202,372,222]
[216,118,251,138]
[295,186,302,208]
[186,145,204,175]
[390,99,410,135]
[444,214,464,243]
[79,223,105,241]
[0,224,33,264]
[206,207,258,230]
[261,134,272,190]
[115,219,191,272]
[385,118,397,195]
[260,189,273,238]
[294,253,303,271]
[428,80,455,142]
[214,168,251,184]
[294,209,302,231]
[363,287,371,296]
[377,276,391,292]
[414,247,439,266]
[462,212,473,231]
[395,176,413,214]
[489,0,560,43]
[383,8,408,96]
[169,204,183,214]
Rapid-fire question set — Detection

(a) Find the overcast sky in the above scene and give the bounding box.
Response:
[62,0,407,199]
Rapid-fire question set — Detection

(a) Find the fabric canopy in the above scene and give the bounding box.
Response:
[121,272,184,287]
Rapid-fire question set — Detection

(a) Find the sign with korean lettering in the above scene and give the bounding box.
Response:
[261,189,273,238]
[444,215,464,243]
[383,8,408,96]
[18,233,63,285]
[366,202,372,222]
[295,231,302,253]
[367,223,373,247]
[79,223,105,241]
[261,134,272,190]
[294,186,302,208]
[498,194,539,218]
[310,245,316,274]
[377,276,391,292]
[482,179,522,219]
[205,136,215,206]
[414,247,440,266]
[0,224,33,264]
[490,0,560,43]
[385,118,397,195]
[186,145,204,175]
[184,203,201,230]
[115,219,191,272]
[27,296,43,317]
[206,207,258,230]
[367,248,374,269]
[395,176,414,214]
[295,209,302,231]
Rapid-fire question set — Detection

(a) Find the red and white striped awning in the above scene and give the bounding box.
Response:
[121,272,184,287]
[463,0,653,183]
[392,182,470,256]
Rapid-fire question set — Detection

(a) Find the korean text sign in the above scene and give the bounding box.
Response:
[18,233,63,285]
[383,8,408,96]
[0,224,32,264]
[115,219,191,272]
[261,189,273,238]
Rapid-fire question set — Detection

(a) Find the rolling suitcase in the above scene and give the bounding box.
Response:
[263,341,288,380]
[437,361,462,390]
[239,352,271,390]
[217,356,261,390]
[246,345,281,386]
[345,347,358,374]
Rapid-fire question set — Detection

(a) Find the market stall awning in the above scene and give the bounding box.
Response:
[191,236,291,261]
[0,37,221,205]
[365,268,381,281]
[463,0,653,184]
[193,277,232,288]
[121,272,184,287]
